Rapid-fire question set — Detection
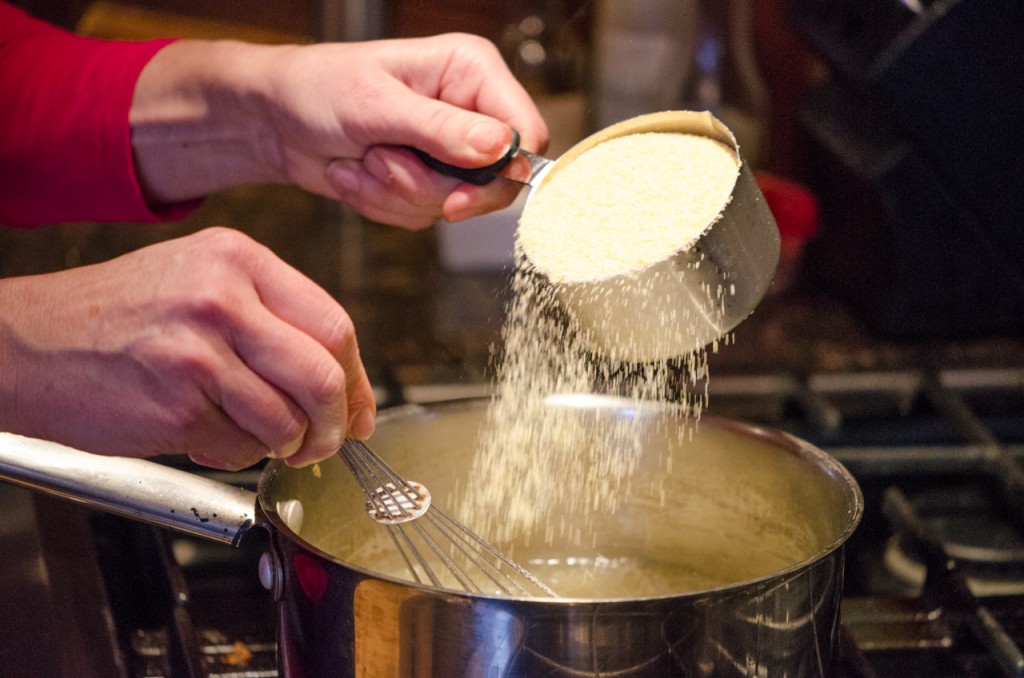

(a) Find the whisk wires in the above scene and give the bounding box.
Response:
[338,439,557,598]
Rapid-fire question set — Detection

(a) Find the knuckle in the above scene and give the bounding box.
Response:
[179,287,246,330]
[194,226,257,255]
[148,331,220,381]
[447,32,498,55]
[187,228,264,278]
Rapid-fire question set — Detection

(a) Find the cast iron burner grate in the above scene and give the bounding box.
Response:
[89,507,278,678]
[704,367,1024,678]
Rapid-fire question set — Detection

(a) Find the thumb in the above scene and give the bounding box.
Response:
[381,96,516,170]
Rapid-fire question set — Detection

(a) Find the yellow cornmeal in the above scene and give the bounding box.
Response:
[461,132,736,547]
[518,132,739,282]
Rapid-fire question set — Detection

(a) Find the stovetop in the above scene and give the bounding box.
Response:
[708,368,1024,678]
[2,362,1024,677]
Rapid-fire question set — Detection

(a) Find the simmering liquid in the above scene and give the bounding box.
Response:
[519,554,756,598]
[351,531,806,599]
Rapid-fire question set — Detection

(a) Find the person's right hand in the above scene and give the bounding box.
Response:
[0,227,374,470]
[129,33,550,230]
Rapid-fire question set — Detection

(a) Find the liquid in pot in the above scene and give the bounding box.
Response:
[363,545,808,598]
[272,407,842,599]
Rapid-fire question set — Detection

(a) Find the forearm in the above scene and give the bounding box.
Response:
[0,273,71,439]
[129,40,292,204]
[0,279,30,436]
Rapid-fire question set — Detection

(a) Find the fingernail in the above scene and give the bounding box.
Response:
[350,407,376,440]
[273,434,304,459]
[326,160,360,194]
[467,121,509,156]
[444,191,473,218]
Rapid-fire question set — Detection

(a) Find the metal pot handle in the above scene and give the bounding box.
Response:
[0,432,257,546]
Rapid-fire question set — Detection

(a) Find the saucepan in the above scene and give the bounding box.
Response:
[0,395,861,677]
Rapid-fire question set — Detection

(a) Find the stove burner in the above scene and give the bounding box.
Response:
[881,484,1024,597]
[884,535,1024,598]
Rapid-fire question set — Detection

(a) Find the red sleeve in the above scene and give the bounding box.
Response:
[0,3,196,226]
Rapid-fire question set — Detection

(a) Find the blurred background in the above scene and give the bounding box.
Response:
[4,0,1021,397]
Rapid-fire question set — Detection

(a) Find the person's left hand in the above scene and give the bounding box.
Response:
[0,227,375,470]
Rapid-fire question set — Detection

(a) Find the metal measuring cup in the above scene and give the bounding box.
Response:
[411,110,780,362]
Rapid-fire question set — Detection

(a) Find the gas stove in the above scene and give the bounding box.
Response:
[1,365,1023,677]
[710,368,1024,677]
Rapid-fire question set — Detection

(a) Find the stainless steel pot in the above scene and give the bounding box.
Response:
[0,396,861,677]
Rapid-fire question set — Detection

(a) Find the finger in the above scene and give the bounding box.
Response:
[342,349,375,440]
[389,35,549,162]
[393,109,517,175]
[211,351,308,457]
[442,156,530,222]
[362,146,457,209]
[324,151,455,229]
[183,409,270,471]
[242,245,352,352]
[179,330,306,468]
[229,306,348,460]
[436,35,550,153]
[238,242,377,457]
[290,308,377,463]
[329,144,529,226]
[350,85,518,171]
[281,339,376,468]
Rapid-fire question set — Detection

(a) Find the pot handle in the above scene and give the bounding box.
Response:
[0,432,257,546]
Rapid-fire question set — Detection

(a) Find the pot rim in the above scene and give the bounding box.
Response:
[257,396,864,603]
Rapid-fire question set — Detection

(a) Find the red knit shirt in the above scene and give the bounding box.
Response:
[0,3,189,226]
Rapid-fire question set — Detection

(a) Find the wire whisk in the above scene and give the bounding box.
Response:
[338,439,557,598]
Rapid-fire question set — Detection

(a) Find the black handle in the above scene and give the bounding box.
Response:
[405,130,521,186]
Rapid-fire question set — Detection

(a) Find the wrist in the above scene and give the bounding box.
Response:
[0,278,33,436]
[130,40,289,203]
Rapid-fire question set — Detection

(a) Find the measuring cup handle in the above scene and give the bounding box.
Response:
[404,130,520,186]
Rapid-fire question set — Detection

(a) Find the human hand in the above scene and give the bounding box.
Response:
[0,227,375,470]
[131,34,549,228]
[262,33,549,227]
